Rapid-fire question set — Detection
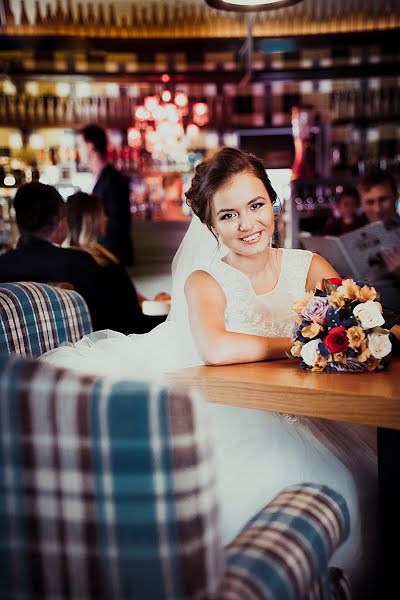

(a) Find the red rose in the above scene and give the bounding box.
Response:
[324,326,349,353]
[321,278,343,291]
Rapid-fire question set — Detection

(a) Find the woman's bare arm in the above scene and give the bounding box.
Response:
[185,270,292,366]
[306,253,340,291]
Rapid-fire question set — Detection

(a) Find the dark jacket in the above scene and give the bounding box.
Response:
[0,236,161,334]
[322,214,368,236]
[93,164,133,266]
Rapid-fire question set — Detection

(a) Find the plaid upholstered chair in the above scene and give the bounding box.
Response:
[0,281,92,357]
[0,353,351,600]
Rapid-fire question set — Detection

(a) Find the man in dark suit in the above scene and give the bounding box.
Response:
[76,124,133,266]
[0,182,159,334]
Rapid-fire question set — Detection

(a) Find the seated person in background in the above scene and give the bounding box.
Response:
[66,191,167,333]
[0,182,163,334]
[357,168,400,311]
[0,182,106,329]
[322,186,366,236]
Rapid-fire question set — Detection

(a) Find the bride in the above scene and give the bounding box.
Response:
[42,147,378,598]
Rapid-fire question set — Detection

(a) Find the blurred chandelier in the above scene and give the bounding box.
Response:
[205,0,302,11]
[128,90,208,163]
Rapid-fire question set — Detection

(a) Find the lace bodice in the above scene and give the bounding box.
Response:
[208,249,313,338]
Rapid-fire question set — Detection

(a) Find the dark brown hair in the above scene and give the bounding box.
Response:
[78,124,108,157]
[185,147,278,235]
[357,168,398,197]
[13,182,65,238]
[337,186,360,205]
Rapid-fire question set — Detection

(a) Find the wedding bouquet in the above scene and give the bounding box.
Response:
[291,277,392,372]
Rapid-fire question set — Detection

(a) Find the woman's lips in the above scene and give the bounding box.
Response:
[240,231,262,243]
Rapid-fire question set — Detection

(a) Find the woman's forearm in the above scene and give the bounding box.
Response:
[201,331,293,366]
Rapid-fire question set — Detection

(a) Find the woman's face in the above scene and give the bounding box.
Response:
[211,171,274,257]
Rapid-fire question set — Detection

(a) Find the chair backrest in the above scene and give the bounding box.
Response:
[0,352,351,600]
[0,281,92,357]
[0,353,222,600]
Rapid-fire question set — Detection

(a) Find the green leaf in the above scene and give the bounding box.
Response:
[322,278,336,294]
[367,326,390,335]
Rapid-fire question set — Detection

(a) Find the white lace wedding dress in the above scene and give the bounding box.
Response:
[42,247,378,598]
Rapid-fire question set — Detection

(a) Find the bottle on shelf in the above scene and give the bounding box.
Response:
[33,0,43,27]
[19,0,30,27]
[65,0,74,28]
[2,0,15,27]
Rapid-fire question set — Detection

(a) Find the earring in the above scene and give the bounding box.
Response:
[269,236,272,250]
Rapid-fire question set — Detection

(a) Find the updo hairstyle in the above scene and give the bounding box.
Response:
[185,147,278,235]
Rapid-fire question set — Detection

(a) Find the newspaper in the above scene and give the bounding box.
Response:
[299,221,400,282]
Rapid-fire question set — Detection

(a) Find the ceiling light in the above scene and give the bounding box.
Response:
[205,0,302,12]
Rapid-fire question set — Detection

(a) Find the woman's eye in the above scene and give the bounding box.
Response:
[250,202,263,210]
[221,212,235,220]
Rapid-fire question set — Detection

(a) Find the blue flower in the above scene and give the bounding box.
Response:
[355,279,370,288]
[326,307,356,330]
[318,342,331,360]
[326,307,341,329]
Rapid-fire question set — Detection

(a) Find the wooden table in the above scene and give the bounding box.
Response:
[168,357,400,595]
[169,357,400,429]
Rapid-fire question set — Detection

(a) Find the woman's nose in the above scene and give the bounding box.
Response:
[238,216,252,232]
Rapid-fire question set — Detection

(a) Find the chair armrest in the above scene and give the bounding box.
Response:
[219,483,350,600]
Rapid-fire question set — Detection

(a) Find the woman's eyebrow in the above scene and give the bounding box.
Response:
[216,196,266,215]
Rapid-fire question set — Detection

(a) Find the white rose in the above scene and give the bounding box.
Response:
[367,332,392,359]
[300,338,322,366]
[353,300,385,329]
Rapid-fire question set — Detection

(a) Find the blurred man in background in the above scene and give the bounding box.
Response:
[357,168,400,310]
[323,186,366,236]
[77,124,133,266]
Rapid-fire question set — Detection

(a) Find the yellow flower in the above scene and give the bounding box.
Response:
[328,290,346,309]
[290,340,304,357]
[292,291,314,315]
[357,339,371,362]
[365,357,380,372]
[347,326,366,350]
[311,354,327,371]
[301,319,323,339]
[333,352,347,363]
[358,285,377,302]
[337,279,359,301]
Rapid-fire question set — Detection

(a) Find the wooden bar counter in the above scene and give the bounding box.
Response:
[168,357,400,430]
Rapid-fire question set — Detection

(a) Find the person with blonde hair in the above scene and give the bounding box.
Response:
[66,191,166,333]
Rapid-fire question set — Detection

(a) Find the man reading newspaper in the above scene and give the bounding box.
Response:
[301,169,400,310]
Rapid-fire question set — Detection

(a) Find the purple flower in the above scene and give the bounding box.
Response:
[301,296,330,325]
[326,359,368,373]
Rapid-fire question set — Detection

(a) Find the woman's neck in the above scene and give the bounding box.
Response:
[225,248,275,276]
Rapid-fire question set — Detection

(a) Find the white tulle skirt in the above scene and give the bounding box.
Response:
[41,326,378,599]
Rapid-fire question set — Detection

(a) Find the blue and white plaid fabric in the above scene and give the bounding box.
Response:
[0,281,92,357]
[0,353,222,599]
[0,353,350,600]
[220,485,351,599]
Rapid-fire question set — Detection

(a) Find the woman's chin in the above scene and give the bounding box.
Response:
[237,238,269,255]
